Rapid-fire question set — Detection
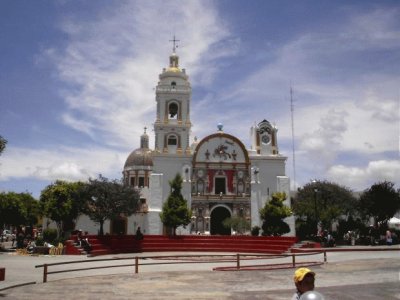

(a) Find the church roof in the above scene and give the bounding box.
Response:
[124,148,153,168]
[124,128,153,168]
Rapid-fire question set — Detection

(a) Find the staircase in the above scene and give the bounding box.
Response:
[66,235,298,256]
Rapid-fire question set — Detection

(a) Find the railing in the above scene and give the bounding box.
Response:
[191,194,249,201]
[156,87,190,93]
[35,251,327,283]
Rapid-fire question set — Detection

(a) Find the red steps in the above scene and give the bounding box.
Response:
[66,235,297,256]
[64,240,84,255]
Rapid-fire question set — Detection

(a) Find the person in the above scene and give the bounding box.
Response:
[27,239,36,254]
[80,237,92,252]
[326,231,335,247]
[368,225,377,245]
[11,230,16,247]
[292,267,316,300]
[44,241,54,248]
[386,230,392,245]
[135,226,144,240]
[77,230,91,252]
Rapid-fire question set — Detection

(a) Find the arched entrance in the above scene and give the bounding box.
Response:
[210,206,231,235]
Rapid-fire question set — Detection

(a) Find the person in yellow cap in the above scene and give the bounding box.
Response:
[291,267,316,300]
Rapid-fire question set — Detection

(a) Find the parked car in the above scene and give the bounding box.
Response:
[1,229,15,242]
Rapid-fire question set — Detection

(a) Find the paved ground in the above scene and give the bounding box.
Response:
[0,241,399,299]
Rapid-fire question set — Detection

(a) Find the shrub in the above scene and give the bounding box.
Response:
[251,226,261,236]
[42,228,57,244]
[35,236,44,246]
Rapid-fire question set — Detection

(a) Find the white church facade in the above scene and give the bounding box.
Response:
[74,47,295,236]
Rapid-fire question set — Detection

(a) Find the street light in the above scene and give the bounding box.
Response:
[312,180,319,236]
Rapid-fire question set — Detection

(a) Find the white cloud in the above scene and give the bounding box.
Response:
[348,7,400,50]
[0,146,125,182]
[299,108,348,164]
[327,160,400,190]
[2,2,399,197]
[45,0,234,150]
[213,7,400,190]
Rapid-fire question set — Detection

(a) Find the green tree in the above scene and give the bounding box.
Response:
[83,175,140,235]
[0,135,7,156]
[0,192,39,230]
[159,174,191,235]
[222,216,250,235]
[259,192,292,236]
[19,192,40,229]
[40,180,85,238]
[358,181,400,225]
[292,180,357,237]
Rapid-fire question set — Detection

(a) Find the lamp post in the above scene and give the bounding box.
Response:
[312,180,319,236]
[314,188,318,234]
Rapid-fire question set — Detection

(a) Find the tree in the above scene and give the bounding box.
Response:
[0,135,7,156]
[40,180,85,238]
[19,192,40,230]
[292,180,357,237]
[259,192,292,236]
[0,192,39,229]
[159,174,191,235]
[83,175,140,235]
[222,216,250,235]
[358,181,400,226]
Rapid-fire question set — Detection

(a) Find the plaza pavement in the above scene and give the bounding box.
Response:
[0,241,399,299]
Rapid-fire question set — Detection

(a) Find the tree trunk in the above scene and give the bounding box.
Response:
[56,222,62,239]
[99,220,104,236]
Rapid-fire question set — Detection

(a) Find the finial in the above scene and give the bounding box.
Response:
[169,35,180,53]
[217,123,223,131]
[144,126,147,134]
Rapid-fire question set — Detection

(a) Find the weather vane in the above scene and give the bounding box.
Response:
[169,35,180,53]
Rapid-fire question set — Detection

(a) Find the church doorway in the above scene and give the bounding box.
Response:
[111,217,127,235]
[210,206,231,235]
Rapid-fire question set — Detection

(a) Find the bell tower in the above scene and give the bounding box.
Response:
[153,38,192,155]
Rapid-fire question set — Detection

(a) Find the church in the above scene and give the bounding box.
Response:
[71,44,295,236]
[119,46,295,237]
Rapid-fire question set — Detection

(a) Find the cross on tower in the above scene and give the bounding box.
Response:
[169,35,180,53]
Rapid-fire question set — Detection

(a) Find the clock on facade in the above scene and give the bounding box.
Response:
[261,134,270,144]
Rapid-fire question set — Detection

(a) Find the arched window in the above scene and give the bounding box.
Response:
[168,102,178,119]
[138,177,145,187]
[171,81,176,88]
[167,135,177,146]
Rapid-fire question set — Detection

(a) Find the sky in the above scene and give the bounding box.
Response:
[0,0,399,199]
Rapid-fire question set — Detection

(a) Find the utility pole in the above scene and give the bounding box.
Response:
[290,87,296,191]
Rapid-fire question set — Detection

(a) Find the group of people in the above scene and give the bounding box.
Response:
[317,229,336,247]
[344,225,396,246]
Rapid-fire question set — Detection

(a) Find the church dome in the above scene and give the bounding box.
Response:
[124,128,153,168]
[124,148,153,168]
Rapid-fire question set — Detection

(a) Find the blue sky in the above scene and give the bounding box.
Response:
[1,0,399,199]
